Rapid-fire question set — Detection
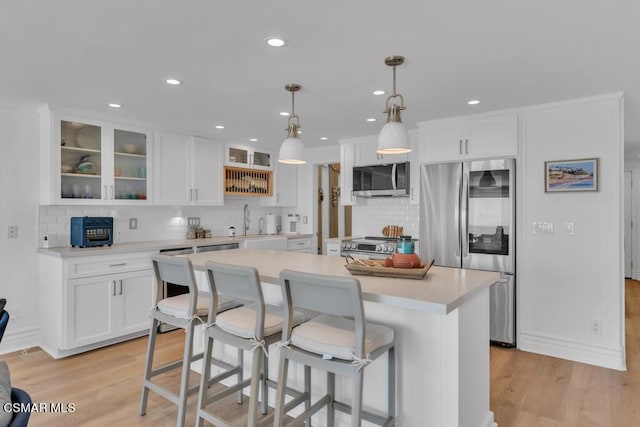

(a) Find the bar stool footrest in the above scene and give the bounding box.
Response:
[333,400,395,426]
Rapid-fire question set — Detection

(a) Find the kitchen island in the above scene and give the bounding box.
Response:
[187,248,499,427]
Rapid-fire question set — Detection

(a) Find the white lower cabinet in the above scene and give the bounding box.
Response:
[39,251,154,358]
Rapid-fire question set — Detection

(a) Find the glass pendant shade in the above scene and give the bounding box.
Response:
[278,135,306,164]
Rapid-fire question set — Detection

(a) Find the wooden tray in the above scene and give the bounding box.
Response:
[344,257,434,280]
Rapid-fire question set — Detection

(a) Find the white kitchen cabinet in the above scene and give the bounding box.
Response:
[353,135,409,166]
[261,162,297,207]
[154,132,223,205]
[418,110,518,163]
[39,107,152,205]
[287,236,313,253]
[39,251,155,358]
[225,144,273,170]
[339,142,356,206]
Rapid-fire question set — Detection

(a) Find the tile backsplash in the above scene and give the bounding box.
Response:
[351,197,419,238]
[38,199,286,248]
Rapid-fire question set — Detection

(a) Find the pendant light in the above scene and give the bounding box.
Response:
[278,83,306,164]
[377,55,411,154]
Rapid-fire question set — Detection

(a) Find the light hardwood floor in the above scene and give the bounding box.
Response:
[2,280,639,426]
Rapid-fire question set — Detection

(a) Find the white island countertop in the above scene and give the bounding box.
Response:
[187,248,498,315]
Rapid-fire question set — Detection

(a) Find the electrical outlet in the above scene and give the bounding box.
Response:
[8,225,18,239]
[591,320,602,335]
[129,218,137,230]
[532,222,554,235]
[564,222,575,235]
[188,217,200,226]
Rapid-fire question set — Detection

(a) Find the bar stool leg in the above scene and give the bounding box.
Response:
[304,365,312,427]
[327,372,335,427]
[261,351,269,415]
[388,345,396,420]
[273,355,290,427]
[237,348,244,404]
[247,348,263,426]
[196,333,214,427]
[351,370,364,427]
[176,323,195,427]
[139,318,159,416]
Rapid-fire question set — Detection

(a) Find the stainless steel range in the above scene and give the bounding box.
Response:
[340,236,398,259]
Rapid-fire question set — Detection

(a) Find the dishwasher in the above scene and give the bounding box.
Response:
[157,243,240,332]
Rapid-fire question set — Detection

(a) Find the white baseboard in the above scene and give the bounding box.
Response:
[0,326,39,355]
[518,332,626,371]
[481,411,497,427]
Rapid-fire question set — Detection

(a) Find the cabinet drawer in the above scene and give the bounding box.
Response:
[287,238,312,251]
[67,252,154,279]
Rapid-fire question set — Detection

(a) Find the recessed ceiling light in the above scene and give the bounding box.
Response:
[108,103,122,108]
[165,78,182,85]
[373,90,385,96]
[468,99,480,105]
[250,138,258,142]
[265,37,286,47]
[215,125,224,129]
[280,112,290,116]
[320,137,328,141]
[366,118,377,122]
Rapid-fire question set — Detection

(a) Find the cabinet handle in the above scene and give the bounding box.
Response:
[112,281,116,296]
[104,185,108,199]
[110,185,114,200]
[118,280,123,295]
[194,189,198,201]
[411,187,414,200]
[465,139,469,154]
[109,262,127,267]
[459,139,463,155]
[276,193,280,204]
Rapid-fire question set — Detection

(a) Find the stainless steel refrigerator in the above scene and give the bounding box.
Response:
[419,159,516,346]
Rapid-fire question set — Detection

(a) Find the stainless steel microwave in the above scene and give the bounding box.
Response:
[352,162,410,197]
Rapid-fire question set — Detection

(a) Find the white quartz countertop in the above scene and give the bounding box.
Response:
[187,248,498,314]
[37,234,314,258]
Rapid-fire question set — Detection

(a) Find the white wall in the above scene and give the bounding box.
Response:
[0,107,40,353]
[517,94,625,370]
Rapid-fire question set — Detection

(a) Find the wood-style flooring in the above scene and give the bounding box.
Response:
[2,280,640,426]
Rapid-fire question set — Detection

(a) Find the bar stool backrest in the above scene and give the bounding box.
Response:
[151,254,201,317]
[204,261,265,338]
[279,270,366,359]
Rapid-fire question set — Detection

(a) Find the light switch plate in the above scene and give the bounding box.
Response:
[129,218,137,230]
[564,222,575,235]
[188,217,200,226]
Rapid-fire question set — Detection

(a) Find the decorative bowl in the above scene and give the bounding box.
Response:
[122,144,137,154]
[76,161,93,173]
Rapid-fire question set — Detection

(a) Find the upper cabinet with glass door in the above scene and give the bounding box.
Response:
[39,107,151,205]
[225,144,272,170]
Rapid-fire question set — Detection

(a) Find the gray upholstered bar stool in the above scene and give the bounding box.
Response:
[274,270,396,427]
[140,254,239,427]
[196,261,306,427]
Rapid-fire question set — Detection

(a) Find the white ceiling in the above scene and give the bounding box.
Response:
[2,1,639,156]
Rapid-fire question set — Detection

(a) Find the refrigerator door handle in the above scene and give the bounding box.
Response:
[461,165,469,258]
[391,163,397,190]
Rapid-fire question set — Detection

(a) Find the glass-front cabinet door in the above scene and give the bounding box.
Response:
[43,108,152,205]
[60,120,104,201]
[113,128,148,201]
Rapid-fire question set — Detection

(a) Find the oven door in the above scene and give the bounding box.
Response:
[341,251,389,260]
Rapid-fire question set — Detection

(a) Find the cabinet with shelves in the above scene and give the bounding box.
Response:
[40,107,151,205]
[39,251,155,358]
[153,133,224,205]
[418,110,518,164]
[225,144,273,170]
[339,141,356,206]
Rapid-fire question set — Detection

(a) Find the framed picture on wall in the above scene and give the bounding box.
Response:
[544,158,599,192]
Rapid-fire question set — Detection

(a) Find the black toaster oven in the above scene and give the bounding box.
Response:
[70,217,113,248]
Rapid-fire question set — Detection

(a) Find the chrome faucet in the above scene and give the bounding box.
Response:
[243,203,250,236]
[258,217,265,235]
